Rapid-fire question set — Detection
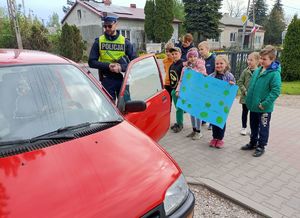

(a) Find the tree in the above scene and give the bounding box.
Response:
[29,24,50,51]
[153,0,174,43]
[281,15,300,81]
[47,12,60,29]
[0,7,15,48]
[183,0,222,42]
[59,23,84,62]
[173,0,186,36]
[144,0,155,41]
[264,0,286,45]
[225,0,246,17]
[248,0,268,25]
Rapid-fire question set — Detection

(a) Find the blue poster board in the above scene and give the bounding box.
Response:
[176,68,238,128]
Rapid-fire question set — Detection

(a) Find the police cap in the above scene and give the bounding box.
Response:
[102,16,118,24]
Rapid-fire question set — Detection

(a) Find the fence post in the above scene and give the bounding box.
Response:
[231,52,237,76]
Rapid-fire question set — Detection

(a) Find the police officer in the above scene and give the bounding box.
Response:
[88,16,135,100]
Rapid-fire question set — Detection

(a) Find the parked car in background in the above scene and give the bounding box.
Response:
[0,49,195,218]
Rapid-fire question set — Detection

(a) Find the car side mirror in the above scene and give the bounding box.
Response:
[125,100,146,113]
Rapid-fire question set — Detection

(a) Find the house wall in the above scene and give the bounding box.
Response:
[208,25,264,50]
[63,4,103,54]
[63,4,180,53]
[117,19,145,51]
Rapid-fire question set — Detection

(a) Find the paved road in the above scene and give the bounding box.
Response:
[160,95,300,218]
[86,60,300,217]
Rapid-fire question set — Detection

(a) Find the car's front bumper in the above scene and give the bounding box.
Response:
[169,189,195,218]
[141,189,195,218]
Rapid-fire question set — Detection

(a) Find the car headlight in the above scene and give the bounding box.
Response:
[163,174,189,216]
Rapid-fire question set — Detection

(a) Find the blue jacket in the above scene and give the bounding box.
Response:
[88,31,136,79]
[205,53,216,75]
[175,42,195,61]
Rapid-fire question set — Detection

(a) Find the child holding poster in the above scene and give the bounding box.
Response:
[209,55,236,148]
[176,49,207,140]
[198,41,216,130]
[237,52,260,135]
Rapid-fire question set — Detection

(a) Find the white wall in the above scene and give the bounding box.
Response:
[63,4,101,26]
[63,5,180,52]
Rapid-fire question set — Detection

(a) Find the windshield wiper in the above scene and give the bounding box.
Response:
[0,120,123,147]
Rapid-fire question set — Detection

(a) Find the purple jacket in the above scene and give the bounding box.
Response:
[209,71,236,83]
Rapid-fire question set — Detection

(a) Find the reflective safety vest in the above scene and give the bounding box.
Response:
[99,34,126,63]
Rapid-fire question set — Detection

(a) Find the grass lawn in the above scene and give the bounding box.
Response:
[281,81,300,95]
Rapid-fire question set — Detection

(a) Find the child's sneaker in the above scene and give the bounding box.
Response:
[170,123,178,130]
[209,138,217,147]
[192,132,203,140]
[186,131,196,137]
[173,124,183,133]
[240,128,247,135]
[215,140,224,149]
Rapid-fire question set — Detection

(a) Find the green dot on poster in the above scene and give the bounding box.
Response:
[224,106,229,114]
[219,101,224,106]
[181,99,186,104]
[188,104,192,108]
[205,102,211,108]
[200,112,208,118]
[186,73,192,80]
[216,116,223,124]
[224,90,230,96]
[204,83,209,88]
[182,86,186,92]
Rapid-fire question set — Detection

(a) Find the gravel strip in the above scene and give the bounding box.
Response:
[189,184,266,218]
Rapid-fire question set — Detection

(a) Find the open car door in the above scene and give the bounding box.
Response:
[117,54,171,142]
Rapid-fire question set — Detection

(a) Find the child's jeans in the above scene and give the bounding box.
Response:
[191,115,201,131]
[249,112,272,148]
[241,103,249,128]
[171,89,184,126]
[212,123,226,140]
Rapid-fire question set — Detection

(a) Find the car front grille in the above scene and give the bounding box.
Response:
[141,204,165,218]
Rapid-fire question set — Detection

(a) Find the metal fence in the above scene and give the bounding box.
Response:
[216,50,282,79]
[216,51,251,79]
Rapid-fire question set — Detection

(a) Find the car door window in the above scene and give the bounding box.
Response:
[125,57,162,101]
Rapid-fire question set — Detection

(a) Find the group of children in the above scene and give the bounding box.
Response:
[163,38,281,157]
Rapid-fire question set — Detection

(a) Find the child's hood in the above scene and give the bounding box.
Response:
[268,61,281,72]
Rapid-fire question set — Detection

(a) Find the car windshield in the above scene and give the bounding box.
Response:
[0,64,121,141]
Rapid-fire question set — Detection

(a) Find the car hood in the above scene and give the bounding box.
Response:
[0,121,180,218]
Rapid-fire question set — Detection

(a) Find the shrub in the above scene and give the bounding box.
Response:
[281,15,300,81]
[155,53,167,59]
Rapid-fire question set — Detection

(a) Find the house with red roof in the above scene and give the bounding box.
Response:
[61,0,181,52]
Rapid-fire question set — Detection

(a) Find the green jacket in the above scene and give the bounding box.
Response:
[246,61,281,113]
[237,67,254,104]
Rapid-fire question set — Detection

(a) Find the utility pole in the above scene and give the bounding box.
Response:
[241,0,251,50]
[251,0,256,50]
[7,0,23,49]
[22,0,26,16]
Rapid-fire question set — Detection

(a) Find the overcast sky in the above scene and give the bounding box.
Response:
[1,0,299,23]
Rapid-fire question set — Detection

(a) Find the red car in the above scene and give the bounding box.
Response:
[0,49,194,218]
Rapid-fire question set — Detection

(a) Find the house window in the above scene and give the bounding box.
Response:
[120,29,131,40]
[255,36,261,44]
[212,37,219,42]
[230,32,236,42]
[77,10,82,19]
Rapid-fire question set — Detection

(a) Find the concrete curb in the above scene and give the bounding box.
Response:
[186,176,283,218]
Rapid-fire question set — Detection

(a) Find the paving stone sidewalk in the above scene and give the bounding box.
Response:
[160,95,300,218]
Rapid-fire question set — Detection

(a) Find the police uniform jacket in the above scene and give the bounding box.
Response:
[88,31,135,79]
